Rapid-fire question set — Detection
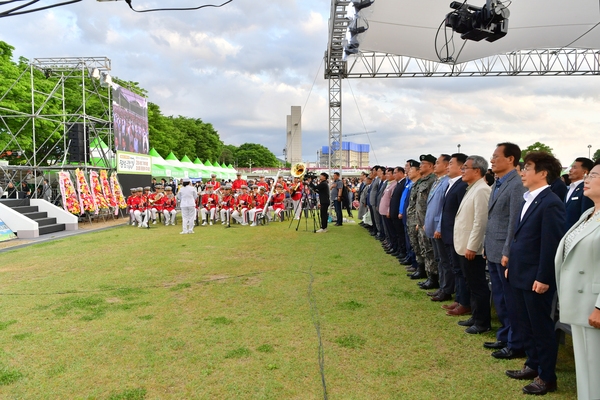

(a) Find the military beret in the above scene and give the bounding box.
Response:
[407,159,421,168]
[419,154,436,164]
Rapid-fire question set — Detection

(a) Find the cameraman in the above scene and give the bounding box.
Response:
[306,172,330,233]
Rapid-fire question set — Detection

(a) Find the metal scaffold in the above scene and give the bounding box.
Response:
[0,56,114,182]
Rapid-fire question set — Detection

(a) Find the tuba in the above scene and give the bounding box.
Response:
[291,162,306,178]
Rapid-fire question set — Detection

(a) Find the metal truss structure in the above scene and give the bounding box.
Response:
[325,0,350,172]
[325,1,600,171]
[343,49,600,78]
[0,56,113,187]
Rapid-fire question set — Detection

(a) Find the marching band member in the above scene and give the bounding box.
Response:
[219,185,235,224]
[200,183,219,225]
[290,177,304,220]
[231,172,247,193]
[269,183,286,222]
[276,176,288,190]
[148,184,164,224]
[232,185,252,225]
[257,175,269,191]
[249,186,268,226]
[176,178,198,234]
[162,186,177,225]
[131,187,148,228]
[127,187,137,226]
[208,174,221,191]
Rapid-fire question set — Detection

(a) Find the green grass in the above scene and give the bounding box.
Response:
[0,220,577,399]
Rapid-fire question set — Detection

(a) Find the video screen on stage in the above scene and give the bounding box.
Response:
[112,84,149,155]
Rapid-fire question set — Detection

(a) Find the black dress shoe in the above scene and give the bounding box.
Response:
[399,257,412,265]
[505,365,538,380]
[426,289,441,297]
[409,271,427,280]
[418,278,431,288]
[465,325,491,334]
[483,341,507,349]
[522,377,557,395]
[457,317,475,327]
[492,347,526,360]
[420,279,440,290]
[431,292,452,302]
[405,268,417,274]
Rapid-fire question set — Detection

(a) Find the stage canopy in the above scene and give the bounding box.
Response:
[358,0,600,63]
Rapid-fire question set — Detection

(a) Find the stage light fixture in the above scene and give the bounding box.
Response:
[352,0,374,12]
[100,72,112,87]
[445,0,509,43]
[89,68,101,79]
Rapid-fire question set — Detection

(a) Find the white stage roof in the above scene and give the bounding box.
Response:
[357,0,600,63]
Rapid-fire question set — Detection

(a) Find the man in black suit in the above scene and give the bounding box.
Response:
[438,153,470,315]
[505,151,566,396]
[564,157,594,230]
[389,166,407,259]
[308,173,330,233]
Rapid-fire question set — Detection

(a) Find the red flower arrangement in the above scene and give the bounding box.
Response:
[100,170,117,208]
[59,171,81,215]
[90,171,110,209]
[75,169,97,214]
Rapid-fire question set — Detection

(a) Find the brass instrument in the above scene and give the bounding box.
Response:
[291,162,306,178]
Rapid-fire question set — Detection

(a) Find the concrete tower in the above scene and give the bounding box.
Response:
[285,106,302,164]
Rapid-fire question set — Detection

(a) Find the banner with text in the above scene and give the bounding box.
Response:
[0,218,16,242]
[116,151,152,175]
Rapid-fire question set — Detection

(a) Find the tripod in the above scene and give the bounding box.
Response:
[288,187,318,232]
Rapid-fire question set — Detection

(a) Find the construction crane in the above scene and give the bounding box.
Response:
[342,130,376,138]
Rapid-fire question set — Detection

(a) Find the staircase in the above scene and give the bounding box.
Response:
[0,198,66,236]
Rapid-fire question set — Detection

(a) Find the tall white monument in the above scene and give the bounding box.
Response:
[285,106,302,164]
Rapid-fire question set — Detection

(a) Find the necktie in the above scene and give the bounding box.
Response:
[493,180,502,199]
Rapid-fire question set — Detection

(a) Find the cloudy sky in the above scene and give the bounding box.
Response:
[1,0,599,168]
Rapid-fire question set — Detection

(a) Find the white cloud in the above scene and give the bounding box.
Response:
[0,1,598,167]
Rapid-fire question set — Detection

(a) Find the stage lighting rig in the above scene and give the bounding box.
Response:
[445,0,510,42]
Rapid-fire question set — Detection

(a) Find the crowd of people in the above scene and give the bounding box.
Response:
[126,173,313,234]
[352,145,599,398]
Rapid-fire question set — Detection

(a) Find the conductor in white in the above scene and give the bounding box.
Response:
[177,178,198,234]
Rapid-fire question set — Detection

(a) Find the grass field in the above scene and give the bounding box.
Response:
[0,217,576,399]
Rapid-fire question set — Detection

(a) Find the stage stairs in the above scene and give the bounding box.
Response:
[0,198,78,238]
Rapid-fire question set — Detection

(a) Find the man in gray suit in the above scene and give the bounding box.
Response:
[484,143,526,359]
[368,166,382,237]
[424,154,451,299]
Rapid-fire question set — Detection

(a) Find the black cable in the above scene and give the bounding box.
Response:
[0,0,81,18]
[124,0,233,13]
[306,259,328,400]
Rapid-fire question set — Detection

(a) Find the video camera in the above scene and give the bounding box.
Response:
[445,0,509,43]
[304,171,317,181]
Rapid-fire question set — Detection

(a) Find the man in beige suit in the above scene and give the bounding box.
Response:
[555,160,600,400]
[453,155,492,334]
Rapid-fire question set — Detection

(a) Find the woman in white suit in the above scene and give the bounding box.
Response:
[555,159,600,400]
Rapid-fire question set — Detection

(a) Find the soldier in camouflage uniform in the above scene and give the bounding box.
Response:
[410,154,437,282]
[405,161,422,277]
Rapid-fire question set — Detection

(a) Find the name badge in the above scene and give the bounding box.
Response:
[571,197,579,200]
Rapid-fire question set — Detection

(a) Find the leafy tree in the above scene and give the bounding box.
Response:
[235,143,279,167]
[521,142,554,160]
[593,148,600,161]
[219,144,237,165]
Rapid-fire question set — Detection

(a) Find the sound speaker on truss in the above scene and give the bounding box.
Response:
[67,123,90,163]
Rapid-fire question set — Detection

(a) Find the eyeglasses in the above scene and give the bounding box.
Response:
[460,166,477,171]
[584,172,600,181]
[522,165,534,172]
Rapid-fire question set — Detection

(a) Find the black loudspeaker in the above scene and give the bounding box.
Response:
[67,123,90,163]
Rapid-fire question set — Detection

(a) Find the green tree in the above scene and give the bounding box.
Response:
[521,142,554,160]
[219,144,237,165]
[235,143,278,167]
[593,148,600,161]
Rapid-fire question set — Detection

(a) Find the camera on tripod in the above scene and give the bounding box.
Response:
[445,0,509,43]
[304,171,317,181]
